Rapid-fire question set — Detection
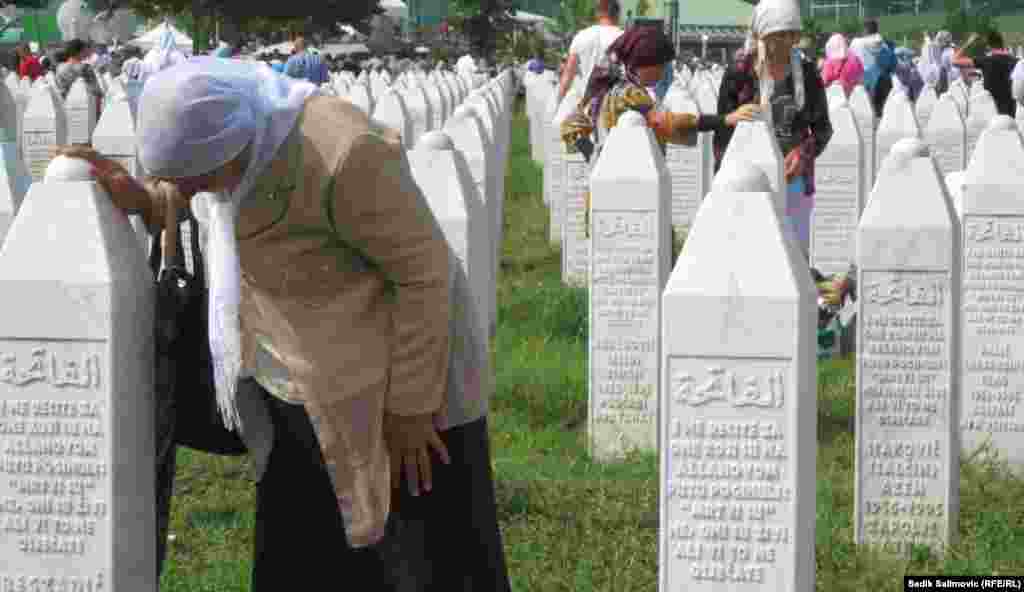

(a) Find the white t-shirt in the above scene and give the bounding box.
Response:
[568,24,623,93]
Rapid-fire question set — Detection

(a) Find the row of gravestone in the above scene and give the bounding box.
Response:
[544,96,1024,591]
[523,58,1024,589]
[0,68,516,592]
[523,69,1008,284]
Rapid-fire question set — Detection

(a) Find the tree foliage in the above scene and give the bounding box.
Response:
[548,0,593,49]
[447,0,518,58]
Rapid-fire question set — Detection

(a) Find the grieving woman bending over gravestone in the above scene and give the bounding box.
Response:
[713,0,832,259]
[59,57,453,591]
[560,26,759,233]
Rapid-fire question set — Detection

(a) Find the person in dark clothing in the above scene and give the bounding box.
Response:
[953,30,1018,116]
[713,0,833,259]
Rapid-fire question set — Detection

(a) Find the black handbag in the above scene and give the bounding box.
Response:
[150,208,247,577]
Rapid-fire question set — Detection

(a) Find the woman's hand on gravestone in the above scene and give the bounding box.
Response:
[383,411,451,497]
[56,145,159,228]
[725,103,760,127]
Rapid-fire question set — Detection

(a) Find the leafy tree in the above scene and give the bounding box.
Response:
[548,0,593,49]
[635,0,651,17]
[448,0,518,59]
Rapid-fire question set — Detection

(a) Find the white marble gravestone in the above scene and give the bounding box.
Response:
[855,138,960,557]
[959,116,1024,474]
[22,84,67,182]
[544,87,564,245]
[562,146,589,287]
[875,91,921,175]
[588,111,670,461]
[664,89,710,235]
[916,86,939,130]
[346,84,375,118]
[92,97,144,248]
[0,82,18,145]
[0,155,156,592]
[660,161,817,592]
[373,90,413,148]
[966,91,998,160]
[812,99,864,275]
[409,131,491,369]
[444,106,496,338]
[925,94,967,176]
[65,78,96,145]
[717,120,784,219]
[850,85,877,186]
[827,83,846,106]
[0,142,31,246]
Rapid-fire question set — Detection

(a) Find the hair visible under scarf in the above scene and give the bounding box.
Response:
[747,0,804,115]
[138,57,319,432]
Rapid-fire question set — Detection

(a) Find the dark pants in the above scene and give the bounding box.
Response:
[253,385,394,592]
[871,76,892,119]
[386,417,512,592]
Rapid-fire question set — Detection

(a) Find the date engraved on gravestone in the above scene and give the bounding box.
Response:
[563,158,589,286]
[961,216,1024,458]
[22,132,56,182]
[590,211,658,457]
[857,270,952,556]
[663,356,793,587]
[0,341,109,589]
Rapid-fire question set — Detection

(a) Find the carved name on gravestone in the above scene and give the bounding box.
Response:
[925,95,967,176]
[959,116,1024,474]
[850,85,877,186]
[22,85,67,182]
[855,138,960,557]
[660,162,817,591]
[811,99,864,275]
[0,156,156,591]
[65,79,96,146]
[562,149,589,287]
[875,92,921,175]
[664,89,710,234]
[588,111,670,460]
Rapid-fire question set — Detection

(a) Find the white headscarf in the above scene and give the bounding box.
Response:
[825,33,848,60]
[748,0,804,113]
[137,57,319,431]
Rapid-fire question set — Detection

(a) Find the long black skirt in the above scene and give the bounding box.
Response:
[385,417,512,592]
[252,382,395,592]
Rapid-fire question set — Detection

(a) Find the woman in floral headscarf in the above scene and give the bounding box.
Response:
[713,0,832,259]
[560,26,758,235]
[821,33,864,96]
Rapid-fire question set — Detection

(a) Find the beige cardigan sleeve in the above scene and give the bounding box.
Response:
[330,131,452,417]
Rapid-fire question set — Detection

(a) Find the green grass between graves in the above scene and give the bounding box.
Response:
[159,99,1024,591]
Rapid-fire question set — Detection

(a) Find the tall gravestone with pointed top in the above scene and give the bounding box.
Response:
[925,94,967,176]
[718,120,784,220]
[850,85,877,186]
[812,98,864,275]
[966,91,998,160]
[65,78,97,146]
[959,116,1024,475]
[22,84,67,182]
[855,138,960,557]
[0,155,156,592]
[588,111,670,461]
[875,92,921,174]
[660,160,817,592]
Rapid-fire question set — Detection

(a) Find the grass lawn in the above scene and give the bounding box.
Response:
[159,99,1024,591]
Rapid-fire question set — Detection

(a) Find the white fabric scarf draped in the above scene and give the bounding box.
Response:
[138,57,319,431]
[747,0,805,120]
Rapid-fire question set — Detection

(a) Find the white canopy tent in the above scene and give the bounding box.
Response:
[379,0,408,21]
[129,22,193,52]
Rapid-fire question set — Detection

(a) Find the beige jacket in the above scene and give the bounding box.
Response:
[233,95,451,547]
